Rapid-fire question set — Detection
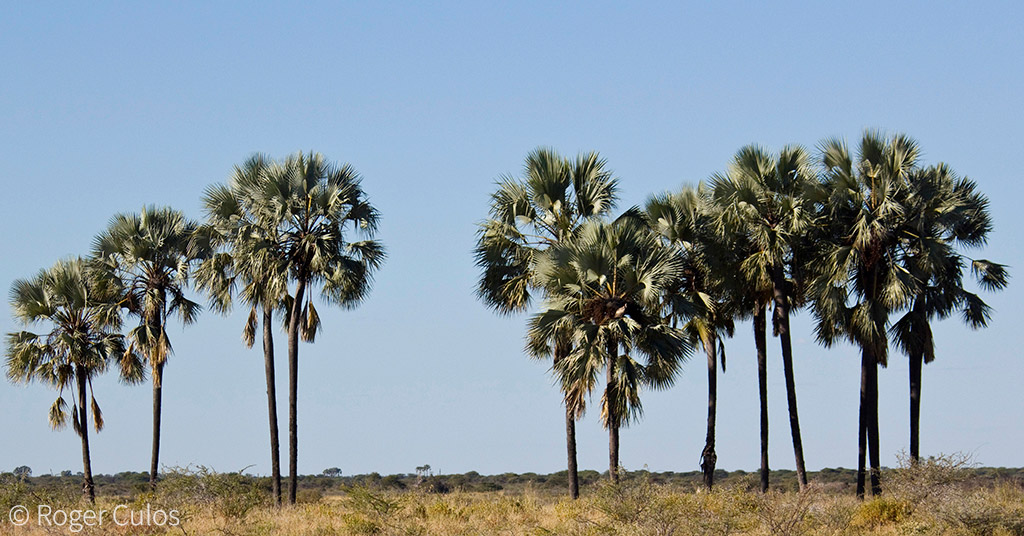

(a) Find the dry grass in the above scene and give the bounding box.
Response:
[3,460,1023,536]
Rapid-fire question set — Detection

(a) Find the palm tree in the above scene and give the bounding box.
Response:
[257,152,385,504]
[475,148,617,499]
[891,163,1009,463]
[811,132,921,498]
[92,206,207,488]
[5,258,142,503]
[196,154,290,505]
[646,186,736,489]
[710,145,820,490]
[529,216,690,483]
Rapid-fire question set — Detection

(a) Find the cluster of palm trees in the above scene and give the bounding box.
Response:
[5,152,383,505]
[475,132,1007,499]
[4,134,1007,506]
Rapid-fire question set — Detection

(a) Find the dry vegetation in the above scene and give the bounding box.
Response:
[2,457,1022,536]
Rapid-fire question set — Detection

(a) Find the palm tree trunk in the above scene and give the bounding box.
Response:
[754,305,770,493]
[700,333,718,490]
[287,276,307,505]
[609,423,620,484]
[908,298,927,465]
[76,368,95,504]
[555,341,580,499]
[909,347,923,464]
[607,339,620,484]
[566,406,579,499]
[773,269,807,490]
[856,347,869,499]
[263,306,282,506]
[868,353,882,496]
[150,362,164,490]
[856,345,885,498]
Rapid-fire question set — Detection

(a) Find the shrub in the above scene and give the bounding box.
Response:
[934,484,1024,536]
[297,488,324,504]
[888,451,974,506]
[755,488,817,536]
[852,497,913,528]
[154,465,268,519]
[593,475,657,526]
[345,485,404,519]
[423,476,451,494]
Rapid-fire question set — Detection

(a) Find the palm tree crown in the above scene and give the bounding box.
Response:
[198,154,290,342]
[93,206,205,371]
[476,148,618,314]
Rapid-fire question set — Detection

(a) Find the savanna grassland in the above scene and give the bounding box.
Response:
[2,459,1023,536]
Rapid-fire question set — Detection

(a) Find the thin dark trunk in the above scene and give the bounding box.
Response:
[754,305,770,493]
[868,353,881,496]
[555,341,579,499]
[76,368,95,504]
[607,339,619,484]
[701,333,717,490]
[861,264,884,498]
[909,348,922,464]
[263,306,282,506]
[287,277,307,504]
[773,268,807,490]
[566,406,579,499]
[150,362,164,489]
[908,297,927,465]
[856,348,868,499]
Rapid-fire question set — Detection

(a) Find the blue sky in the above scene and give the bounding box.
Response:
[1,2,1022,478]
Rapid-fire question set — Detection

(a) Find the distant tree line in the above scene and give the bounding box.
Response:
[4,466,1023,500]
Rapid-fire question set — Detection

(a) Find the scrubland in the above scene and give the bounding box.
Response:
[2,457,1022,535]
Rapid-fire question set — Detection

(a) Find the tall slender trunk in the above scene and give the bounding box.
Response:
[555,341,579,499]
[754,305,770,493]
[856,347,871,499]
[773,268,807,490]
[700,333,718,490]
[150,361,164,489]
[909,347,923,464]
[868,353,881,496]
[566,406,579,499]
[76,368,95,504]
[908,298,926,464]
[263,306,282,506]
[860,266,885,498]
[856,346,880,498]
[606,339,620,484]
[287,277,307,504]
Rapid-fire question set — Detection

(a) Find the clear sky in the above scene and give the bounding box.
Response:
[1,2,1021,478]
